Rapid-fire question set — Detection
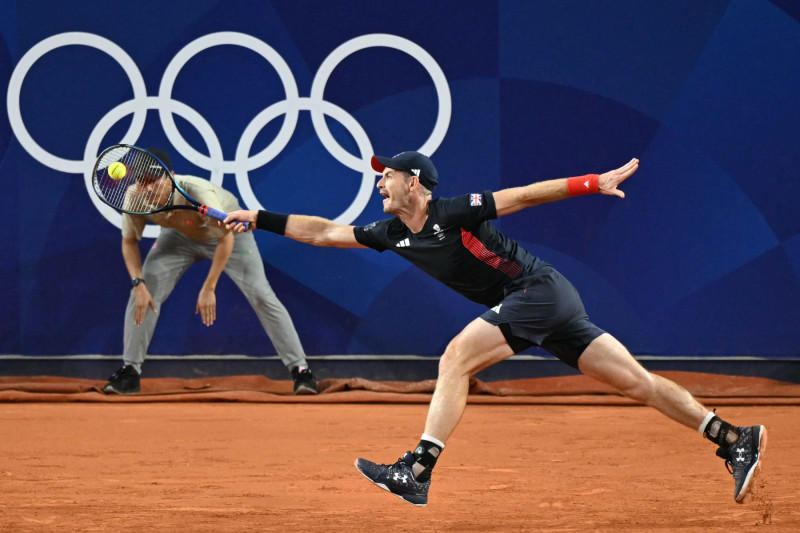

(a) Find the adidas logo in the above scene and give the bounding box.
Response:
[411,168,421,176]
[395,238,410,248]
[583,180,590,189]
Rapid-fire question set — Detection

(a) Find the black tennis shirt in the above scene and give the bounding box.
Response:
[353,191,546,307]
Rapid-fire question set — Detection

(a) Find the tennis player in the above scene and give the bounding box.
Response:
[103,147,318,396]
[224,151,765,506]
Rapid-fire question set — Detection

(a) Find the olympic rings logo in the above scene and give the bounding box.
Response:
[7,32,452,238]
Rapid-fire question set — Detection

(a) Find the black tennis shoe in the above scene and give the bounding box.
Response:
[102,365,140,394]
[291,366,318,395]
[355,451,430,507]
[716,425,767,503]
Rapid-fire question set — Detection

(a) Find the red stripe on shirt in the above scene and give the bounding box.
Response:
[460,229,521,278]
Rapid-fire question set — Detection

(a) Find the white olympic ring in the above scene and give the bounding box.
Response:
[310,34,451,172]
[7,31,452,235]
[158,31,300,173]
[7,32,149,174]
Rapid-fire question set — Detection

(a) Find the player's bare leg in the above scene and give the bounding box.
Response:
[354,318,512,506]
[424,318,514,441]
[578,333,767,502]
[577,333,708,428]
[356,327,766,505]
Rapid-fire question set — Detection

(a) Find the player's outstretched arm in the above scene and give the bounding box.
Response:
[224,210,365,249]
[493,158,639,217]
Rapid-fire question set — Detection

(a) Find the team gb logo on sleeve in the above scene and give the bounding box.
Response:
[470,193,483,206]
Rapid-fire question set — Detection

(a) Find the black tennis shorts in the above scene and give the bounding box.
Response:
[480,266,606,369]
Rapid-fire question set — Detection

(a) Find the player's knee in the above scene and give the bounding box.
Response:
[248,291,281,311]
[438,336,471,377]
[438,346,457,376]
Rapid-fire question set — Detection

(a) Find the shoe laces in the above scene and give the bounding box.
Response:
[293,368,313,380]
[390,453,414,472]
[715,446,735,476]
[724,459,734,476]
[108,366,127,381]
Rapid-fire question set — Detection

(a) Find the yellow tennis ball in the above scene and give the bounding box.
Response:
[108,162,127,180]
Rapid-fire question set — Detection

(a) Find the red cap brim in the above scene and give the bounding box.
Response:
[370,155,386,173]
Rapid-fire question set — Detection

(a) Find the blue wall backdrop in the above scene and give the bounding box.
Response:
[1,1,799,365]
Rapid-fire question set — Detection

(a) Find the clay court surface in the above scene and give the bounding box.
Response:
[1,373,799,532]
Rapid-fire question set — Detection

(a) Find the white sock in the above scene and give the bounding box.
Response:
[123,362,142,375]
[697,411,716,434]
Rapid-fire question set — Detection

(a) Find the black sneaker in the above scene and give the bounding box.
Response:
[102,365,140,394]
[291,366,318,395]
[716,425,767,503]
[354,451,430,507]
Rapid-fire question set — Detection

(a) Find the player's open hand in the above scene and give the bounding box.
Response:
[599,158,638,198]
[133,285,157,326]
[196,288,217,326]
[223,210,258,232]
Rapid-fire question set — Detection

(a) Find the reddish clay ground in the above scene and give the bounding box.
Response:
[0,402,796,532]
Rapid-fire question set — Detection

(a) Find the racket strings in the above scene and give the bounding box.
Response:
[94,147,172,213]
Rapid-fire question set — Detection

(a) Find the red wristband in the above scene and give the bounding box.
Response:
[566,174,600,196]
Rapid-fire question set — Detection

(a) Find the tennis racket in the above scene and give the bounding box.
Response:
[92,144,248,228]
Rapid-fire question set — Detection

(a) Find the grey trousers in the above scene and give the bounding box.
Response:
[122,228,307,372]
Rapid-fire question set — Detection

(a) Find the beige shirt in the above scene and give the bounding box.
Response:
[121,175,241,242]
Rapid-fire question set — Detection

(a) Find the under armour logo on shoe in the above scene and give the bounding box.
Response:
[393,473,409,484]
[735,447,746,461]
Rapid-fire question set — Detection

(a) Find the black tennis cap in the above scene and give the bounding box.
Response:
[371,151,438,191]
[146,147,172,170]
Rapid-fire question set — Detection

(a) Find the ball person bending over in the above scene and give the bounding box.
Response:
[225,151,765,506]
[104,147,318,396]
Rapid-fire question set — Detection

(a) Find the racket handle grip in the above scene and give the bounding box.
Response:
[199,205,250,230]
